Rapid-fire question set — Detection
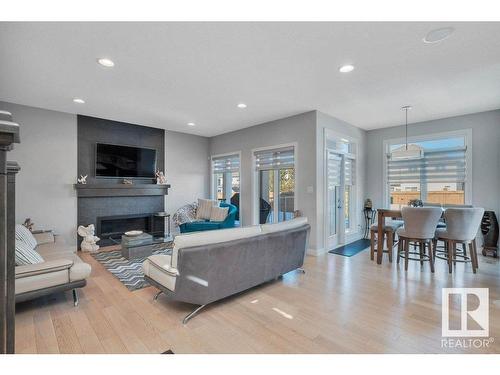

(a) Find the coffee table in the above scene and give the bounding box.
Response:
[116,233,173,260]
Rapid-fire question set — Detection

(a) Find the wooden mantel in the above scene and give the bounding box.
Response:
[74,183,170,198]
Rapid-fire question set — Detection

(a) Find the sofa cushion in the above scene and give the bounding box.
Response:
[15,224,37,249]
[16,269,70,295]
[261,217,308,233]
[15,239,44,266]
[16,258,74,279]
[36,242,76,258]
[196,198,218,220]
[171,225,262,268]
[143,255,177,292]
[32,231,55,245]
[209,206,229,222]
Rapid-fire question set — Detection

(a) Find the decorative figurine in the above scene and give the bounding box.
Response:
[155,170,167,185]
[77,175,88,184]
[23,218,35,232]
[77,224,100,252]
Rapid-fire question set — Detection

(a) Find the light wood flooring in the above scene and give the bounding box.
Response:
[15,246,500,354]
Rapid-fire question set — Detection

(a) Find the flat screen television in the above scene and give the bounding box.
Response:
[95,143,157,178]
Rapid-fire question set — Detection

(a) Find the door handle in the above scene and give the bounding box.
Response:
[337,199,342,209]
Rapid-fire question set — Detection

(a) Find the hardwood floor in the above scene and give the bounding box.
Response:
[15,247,500,354]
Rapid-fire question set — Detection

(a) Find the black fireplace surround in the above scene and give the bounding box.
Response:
[96,213,165,245]
[77,115,167,249]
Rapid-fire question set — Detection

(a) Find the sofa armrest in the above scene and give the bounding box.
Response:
[15,259,74,279]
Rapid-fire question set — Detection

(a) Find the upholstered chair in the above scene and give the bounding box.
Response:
[434,207,484,274]
[396,207,443,272]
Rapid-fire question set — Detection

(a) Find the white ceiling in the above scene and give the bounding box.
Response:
[1,22,500,137]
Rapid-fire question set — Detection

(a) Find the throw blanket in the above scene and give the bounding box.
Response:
[172,202,198,227]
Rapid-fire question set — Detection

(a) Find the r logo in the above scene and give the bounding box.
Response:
[442,288,489,337]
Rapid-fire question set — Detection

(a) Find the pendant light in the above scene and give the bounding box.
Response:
[390,105,424,161]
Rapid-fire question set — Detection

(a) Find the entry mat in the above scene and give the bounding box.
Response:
[328,239,371,257]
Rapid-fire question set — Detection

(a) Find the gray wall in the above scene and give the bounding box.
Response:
[165,130,210,221]
[1,101,78,244]
[315,111,367,253]
[365,109,500,222]
[209,111,318,249]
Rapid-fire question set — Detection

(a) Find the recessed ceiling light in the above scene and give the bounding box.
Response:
[423,27,455,44]
[187,122,196,126]
[97,57,115,67]
[339,64,355,73]
[237,103,247,109]
[73,98,85,104]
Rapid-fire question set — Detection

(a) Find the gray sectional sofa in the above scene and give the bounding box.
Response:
[143,217,310,324]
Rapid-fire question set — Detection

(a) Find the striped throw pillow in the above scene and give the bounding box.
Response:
[15,224,37,249]
[209,206,229,222]
[15,239,44,266]
[196,199,218,220]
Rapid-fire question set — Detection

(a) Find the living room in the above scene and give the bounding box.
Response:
[1,1,500,372]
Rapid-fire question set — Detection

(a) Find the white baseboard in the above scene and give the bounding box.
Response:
[306,247,326,257]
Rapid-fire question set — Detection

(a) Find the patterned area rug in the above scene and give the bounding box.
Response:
[91,242,173,291]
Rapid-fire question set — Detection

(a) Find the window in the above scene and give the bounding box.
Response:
[386,133,469,209]
[254,146,295,224]
[211,153,240,205]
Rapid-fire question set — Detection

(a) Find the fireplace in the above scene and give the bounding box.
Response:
[96,213,161,245]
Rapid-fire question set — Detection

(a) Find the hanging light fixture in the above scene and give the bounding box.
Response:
[390,105,424,161]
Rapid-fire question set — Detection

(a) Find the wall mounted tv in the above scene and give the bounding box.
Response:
[95,143,157,178]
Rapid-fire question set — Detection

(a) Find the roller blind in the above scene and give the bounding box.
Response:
[387,147,466,184]
[254,147,294,171]
[212,154,240,174]
[344,157,356,186]
[327,152,341,189]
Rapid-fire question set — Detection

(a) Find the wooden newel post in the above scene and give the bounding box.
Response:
[0,110,20,354]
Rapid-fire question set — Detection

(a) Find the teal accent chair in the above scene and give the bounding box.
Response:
[179,202,238,233]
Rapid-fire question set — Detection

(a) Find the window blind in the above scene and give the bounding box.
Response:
[344,157,356,186]
[254,147,294,171]
[387,147,466,184]
[327,152,342,189]
[212,154,240,174]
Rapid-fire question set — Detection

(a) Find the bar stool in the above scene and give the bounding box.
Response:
[433,207,484,274]
[370,220,403,262]
[396,207,442,272]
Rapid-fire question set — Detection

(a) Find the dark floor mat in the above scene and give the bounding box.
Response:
[328,239,371,257]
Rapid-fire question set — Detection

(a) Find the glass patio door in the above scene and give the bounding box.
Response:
[326,151,343,249]
[325,143,356,249]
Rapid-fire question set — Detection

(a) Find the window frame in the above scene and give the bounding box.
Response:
[382,129,472,208]
[251,142,298,225]
[210,150,242,206]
